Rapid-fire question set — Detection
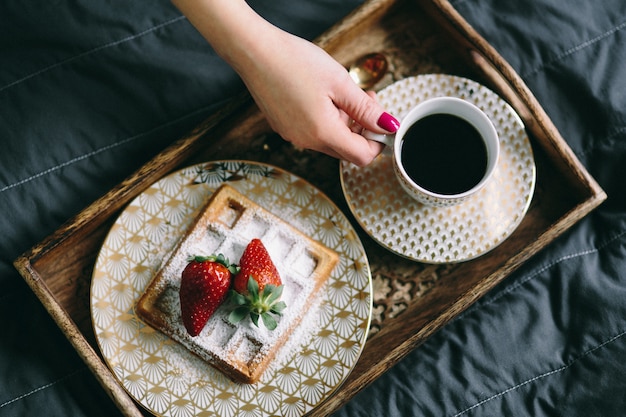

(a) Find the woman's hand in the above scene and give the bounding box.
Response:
[172,0,399,166]
[236,30,399,166]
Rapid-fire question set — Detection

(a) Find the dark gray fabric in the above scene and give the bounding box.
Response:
[0,1,362,416]
[335,0,626,416]
[1,0,624,416]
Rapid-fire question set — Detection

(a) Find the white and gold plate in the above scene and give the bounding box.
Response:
[91,161,372,417]
[341,74,536,263]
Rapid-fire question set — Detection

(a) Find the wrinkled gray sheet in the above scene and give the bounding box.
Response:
[1,0,624,416]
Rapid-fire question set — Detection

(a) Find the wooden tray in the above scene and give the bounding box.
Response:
[14,0,606,416]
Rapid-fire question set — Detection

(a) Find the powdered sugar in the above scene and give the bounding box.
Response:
[138,185,336,383]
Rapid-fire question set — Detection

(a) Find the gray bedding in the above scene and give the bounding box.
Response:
[1,0,624,415]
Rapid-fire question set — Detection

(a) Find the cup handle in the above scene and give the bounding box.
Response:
[362,130,395,147]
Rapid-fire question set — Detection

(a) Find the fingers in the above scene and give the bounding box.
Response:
[321,84,394,166]
[333,80,399,135]
[328,125,386,167]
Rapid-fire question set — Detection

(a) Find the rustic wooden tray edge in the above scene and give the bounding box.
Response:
[13,0,606,416]
[13,97,253,417]
[309,1,606,413]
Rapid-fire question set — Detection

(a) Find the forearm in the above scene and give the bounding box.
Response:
[171,0,278,75]
[171,0,395,166]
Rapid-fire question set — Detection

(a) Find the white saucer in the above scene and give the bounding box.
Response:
[340,74,536,263]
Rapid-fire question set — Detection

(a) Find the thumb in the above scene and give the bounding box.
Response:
[334,83,400,134]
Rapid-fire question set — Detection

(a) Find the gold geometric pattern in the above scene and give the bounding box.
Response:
[341,74,536,263]
[91,161,372,416]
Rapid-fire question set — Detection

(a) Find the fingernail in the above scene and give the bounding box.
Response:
[377,112,400,133]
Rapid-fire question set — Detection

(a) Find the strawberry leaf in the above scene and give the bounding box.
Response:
[186,253,240,274]
[228,290,246,306]
[250,312,260,327]
[247,276,259,299]
[227,277,287,330]
[228,306,249,324]
[270,301,287,315]
[261,313,278,330]
[265,284,283,304]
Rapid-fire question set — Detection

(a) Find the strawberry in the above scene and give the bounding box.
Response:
[228,239,286,330]
[233,238,282,293]
[179,254,239,336]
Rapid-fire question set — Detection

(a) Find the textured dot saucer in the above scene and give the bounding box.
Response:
[340,74,536,263]
[91,161,372,417]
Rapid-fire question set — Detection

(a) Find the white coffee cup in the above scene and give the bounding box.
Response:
[364,97,500,207]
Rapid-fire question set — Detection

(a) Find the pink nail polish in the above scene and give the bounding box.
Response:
[377,112,400,133]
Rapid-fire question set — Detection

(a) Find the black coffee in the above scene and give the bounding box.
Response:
[400,113,488,195]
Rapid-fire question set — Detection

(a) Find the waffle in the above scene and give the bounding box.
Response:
[135,184,339,384]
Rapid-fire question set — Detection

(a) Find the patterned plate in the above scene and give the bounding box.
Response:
[341,74,536,263]
[91,161,372,417]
